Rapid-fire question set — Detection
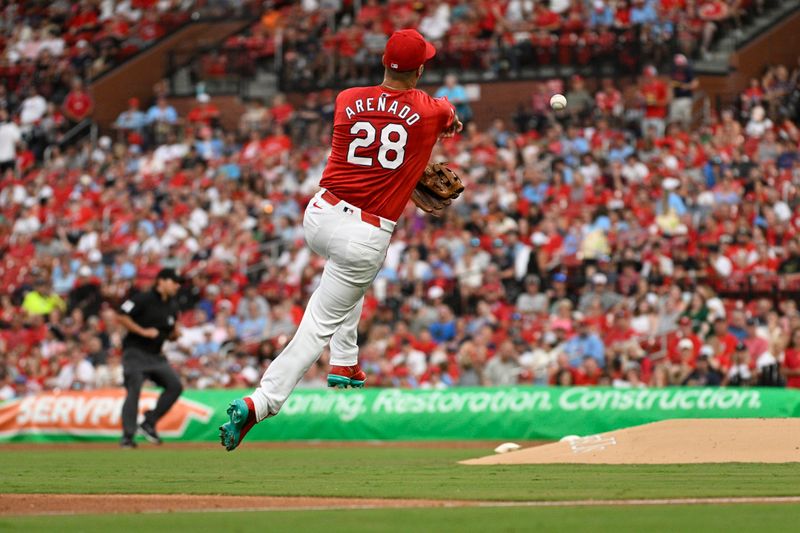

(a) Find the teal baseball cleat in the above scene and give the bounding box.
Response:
[327,364,367,389]
[219,397,256,451]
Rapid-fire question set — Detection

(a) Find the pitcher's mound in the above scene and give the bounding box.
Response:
[462,418,800,465]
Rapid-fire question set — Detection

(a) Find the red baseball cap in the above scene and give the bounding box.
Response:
[382,29,436,72]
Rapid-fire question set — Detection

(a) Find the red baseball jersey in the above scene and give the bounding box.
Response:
[320,85,455,221]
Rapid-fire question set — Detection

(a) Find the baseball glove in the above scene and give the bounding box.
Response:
[411,163,464,217]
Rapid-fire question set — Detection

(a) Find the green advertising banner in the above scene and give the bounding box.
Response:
[2,387,799,442]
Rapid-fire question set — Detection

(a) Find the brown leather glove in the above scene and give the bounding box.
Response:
[411,163,464,217]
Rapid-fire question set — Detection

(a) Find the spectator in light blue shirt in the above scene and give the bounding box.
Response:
[523,180,549,204]
[668,192,687,216]
[591,213,611,233]
[234,300,269,344]
[220,162,241,180]
[193,329,221,358]
[376,265,399,283]
[429,306,457,343]
[138,218,156,237]
[655,178,688,216]
[430,258,454,279]
[552,160,574,185]
[589,1,614,27]
[435,74,473,122]
[563,321,605,368]
[194,129,224,161]
[52,259,76,295]
[562,230,581,257]
[563,128,590,165]
[113,255,137,280]
[146,96,178,125]
[114,97,148,134]
[608,141,635,163]
[272,202,300,225]
[630,0,657,25]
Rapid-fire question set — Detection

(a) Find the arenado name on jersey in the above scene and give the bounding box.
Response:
[343,94,421,126]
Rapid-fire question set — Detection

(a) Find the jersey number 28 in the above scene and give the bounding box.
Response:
[346,122,408,170]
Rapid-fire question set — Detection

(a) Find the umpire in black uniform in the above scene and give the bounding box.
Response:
[117,268,184,448]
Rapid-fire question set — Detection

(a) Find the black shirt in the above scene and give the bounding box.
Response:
[681,369,722,387]
[69,281,103,318]
[119,289,179,354]
[778,255,800,274]
[672,67,695,98]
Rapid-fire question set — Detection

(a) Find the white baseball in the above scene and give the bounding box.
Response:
[550,94,567,111]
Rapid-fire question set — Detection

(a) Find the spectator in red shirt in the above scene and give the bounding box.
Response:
[102,14,131,43]
[68,5,99,36]
[710,317,740,371]
[595,78,623,120]
[534,3,562,31]
[202,51,229,78]
[357,0,384,25]
[743,317,769,360]
[136,11,165,44]
[698,0,729,57]
[667,316,702,362]
[336,25,362,80]
[782,328,800,388]
[62,79,94,124]
[605,310,638,349]
[269,93,294,126]
[575,356,602,385]
[639,65,670,138]
[740,77,765,118]
[187,93,220,128]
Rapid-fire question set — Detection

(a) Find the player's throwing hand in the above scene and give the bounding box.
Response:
[441,115,463,138]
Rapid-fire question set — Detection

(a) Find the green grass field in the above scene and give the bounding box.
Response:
[3,445,800,532]
[4,504,800,533]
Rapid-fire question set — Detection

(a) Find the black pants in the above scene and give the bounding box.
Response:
[121,348,183,438]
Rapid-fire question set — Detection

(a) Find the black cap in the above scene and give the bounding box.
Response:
[156,268,183,283]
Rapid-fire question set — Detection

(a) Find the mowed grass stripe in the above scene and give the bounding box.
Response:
[2,504,800,533]
[3,447,800,501]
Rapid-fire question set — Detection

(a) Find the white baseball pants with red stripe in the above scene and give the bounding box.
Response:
[249,189,393,421]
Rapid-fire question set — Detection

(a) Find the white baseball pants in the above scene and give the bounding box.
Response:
[249,189,393,421]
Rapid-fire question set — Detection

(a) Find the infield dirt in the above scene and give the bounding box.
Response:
[462,418,800,465]
[4,494,800,516]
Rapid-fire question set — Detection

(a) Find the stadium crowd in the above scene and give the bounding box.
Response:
[206,0,776,90]
[0,0,200,86]
[2,4,800,399]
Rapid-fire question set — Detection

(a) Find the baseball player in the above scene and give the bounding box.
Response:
[220,29,462,451]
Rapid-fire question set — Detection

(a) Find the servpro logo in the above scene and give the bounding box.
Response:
[0,389,213,438]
